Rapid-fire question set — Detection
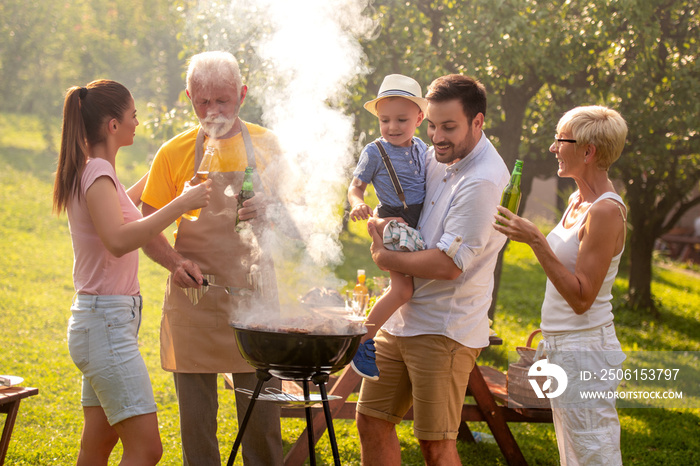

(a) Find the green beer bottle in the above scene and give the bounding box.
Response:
[235,167,256,232]
[499,159,523,223]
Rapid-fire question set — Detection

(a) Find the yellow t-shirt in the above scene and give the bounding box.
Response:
[142,122,281,230]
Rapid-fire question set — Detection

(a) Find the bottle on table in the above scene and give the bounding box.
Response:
[182,146,217,221]
[498,159,523,224]
[352,269,370,315]
[235,167,256,232]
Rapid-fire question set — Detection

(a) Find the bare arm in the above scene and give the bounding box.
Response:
[141,203,204,288]
[126,171,149,207]
[493,201,625,314]
[141,233,203,288]
[348,177,373,222]
[86,177,211,258]
[368,219,462,280]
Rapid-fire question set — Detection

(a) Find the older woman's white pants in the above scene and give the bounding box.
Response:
[543,323,626,466]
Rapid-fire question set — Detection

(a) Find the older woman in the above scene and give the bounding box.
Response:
[493,105,628,465]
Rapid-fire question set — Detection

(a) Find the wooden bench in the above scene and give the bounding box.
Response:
[0,386,39,465]
[470,365,553,424]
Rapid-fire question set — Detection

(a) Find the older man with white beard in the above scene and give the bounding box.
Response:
[141,51,284,465]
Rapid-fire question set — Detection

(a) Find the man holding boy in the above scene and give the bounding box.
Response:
[356,74,509,465]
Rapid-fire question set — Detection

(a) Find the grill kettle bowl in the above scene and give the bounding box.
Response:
[231,324,364,380]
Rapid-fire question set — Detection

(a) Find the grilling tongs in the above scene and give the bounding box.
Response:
[201,278,255,297]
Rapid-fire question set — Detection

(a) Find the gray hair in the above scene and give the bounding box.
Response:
[186,51,243,96]
[557,105,628,170]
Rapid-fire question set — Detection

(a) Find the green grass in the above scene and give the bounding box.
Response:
[1,112,699,464]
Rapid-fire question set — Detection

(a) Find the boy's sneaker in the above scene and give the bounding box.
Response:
[351,339,379,381]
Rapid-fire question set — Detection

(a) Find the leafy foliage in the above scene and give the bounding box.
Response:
[606,0,700,307]
[2,0,698,312]
[348,0,700,310]
[0,0,185,149]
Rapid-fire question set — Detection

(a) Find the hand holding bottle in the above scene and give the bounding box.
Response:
[183,145,219,221]
[179,179,212,217]
[236,193,270,222]
[235,166,256,231]
[493,205,543,246]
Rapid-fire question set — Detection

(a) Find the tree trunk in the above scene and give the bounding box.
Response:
[488,245,506,321]
[627,215,659,316]
[489,80,543,318]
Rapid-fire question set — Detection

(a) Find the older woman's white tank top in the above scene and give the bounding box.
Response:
[540,191,626,333]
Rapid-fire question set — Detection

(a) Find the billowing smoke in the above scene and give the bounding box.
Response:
[183,0,378,318]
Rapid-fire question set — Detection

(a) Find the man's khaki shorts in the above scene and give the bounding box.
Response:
[356,330,481,441]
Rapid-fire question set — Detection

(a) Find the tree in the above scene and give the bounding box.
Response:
[352,0,700,312]
[354,0,616,205]
[0,0,184,152]
[605,0,700,311]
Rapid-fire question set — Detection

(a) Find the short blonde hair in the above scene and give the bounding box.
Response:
[186,51,243,96]
[557,105,628,170]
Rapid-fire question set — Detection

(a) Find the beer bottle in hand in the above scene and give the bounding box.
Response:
[182,146,216,221]
[498,159,523,224]
[235,167,255,232]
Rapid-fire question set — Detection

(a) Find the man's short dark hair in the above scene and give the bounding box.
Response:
[426,74,487,123]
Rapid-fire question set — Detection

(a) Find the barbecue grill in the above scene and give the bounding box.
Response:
[226,322,364,466]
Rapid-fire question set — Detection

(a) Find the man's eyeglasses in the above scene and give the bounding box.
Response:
[553,135,577,149]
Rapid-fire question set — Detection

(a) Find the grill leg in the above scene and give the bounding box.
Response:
[313,374,341,466]
[227,369,271,466]
[303,380,317,466]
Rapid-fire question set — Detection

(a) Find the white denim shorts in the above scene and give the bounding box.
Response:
[68,294,156,426]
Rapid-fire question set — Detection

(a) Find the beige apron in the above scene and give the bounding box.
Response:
[160,124,278,373]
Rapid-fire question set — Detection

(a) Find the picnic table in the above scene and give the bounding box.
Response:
[280,335,552,466]
[660,234,700,263]
[0,386,39,465]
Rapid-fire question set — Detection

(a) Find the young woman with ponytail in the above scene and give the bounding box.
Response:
[53,79,211,465]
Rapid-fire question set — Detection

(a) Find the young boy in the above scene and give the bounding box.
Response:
[348,74,428,380]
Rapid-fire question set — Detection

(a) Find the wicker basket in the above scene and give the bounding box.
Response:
[507,329,551,409]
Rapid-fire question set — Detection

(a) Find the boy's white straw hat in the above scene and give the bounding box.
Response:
[364,74,427,116]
